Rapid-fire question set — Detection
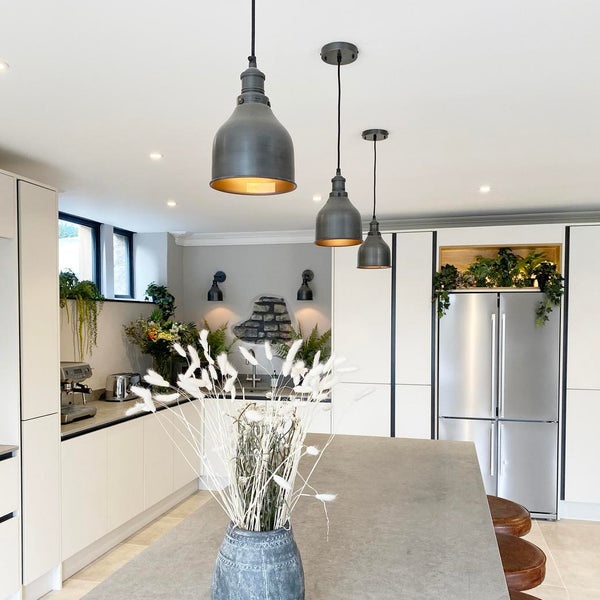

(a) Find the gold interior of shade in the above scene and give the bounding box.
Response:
[210,177,296,195]
[315,238,363,247]
[439,244,562,272]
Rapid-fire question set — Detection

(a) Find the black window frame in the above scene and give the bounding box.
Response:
[58,212,102,290]
[113,227,135,299]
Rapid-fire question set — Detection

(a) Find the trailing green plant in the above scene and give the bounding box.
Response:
[274,323,332,366]
[145,282,175,322]
[533,261,564,326]
[433,249,564,326]
[59,270,104,360]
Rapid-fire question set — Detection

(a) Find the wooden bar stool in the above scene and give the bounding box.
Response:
[497,533,546,591]
[488,495,532,537]
[510,591,542,600]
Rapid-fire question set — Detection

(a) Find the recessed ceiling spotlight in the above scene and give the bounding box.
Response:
[0,61,9,72]
[167,199,177,207]
[479,185,491,194]
[312,194,322,202]
[149,152,163,160]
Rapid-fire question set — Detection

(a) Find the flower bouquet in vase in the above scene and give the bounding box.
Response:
[127,331,341,600]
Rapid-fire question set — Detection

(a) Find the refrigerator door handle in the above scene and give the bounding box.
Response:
[489,423,495,477]
[500,313,506,418]
[498,423,504,477]
[491,313,497,416]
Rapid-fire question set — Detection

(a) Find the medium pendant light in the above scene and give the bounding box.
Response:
[315,42,362,247]
[210,0,296,195]
[357,129,391,269]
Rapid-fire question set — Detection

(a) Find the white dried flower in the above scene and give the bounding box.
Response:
[173,343,187,358]
[291,360,307,385]
[208,364,218,380]
[315,493,337,502]
[273,474,292,491]
[125,402,147,416]
[312,350,321,367]
[264,341,273,360]
[199,329,209,351]
[203,350,215,366]
[177,378,205,399]
[282,339,303,376]
[240,346,258,365]
[153,393,180,403]
[244,408,263,423]
[131,385,155,412]
[305,446,320,456]
[144,370,170,388]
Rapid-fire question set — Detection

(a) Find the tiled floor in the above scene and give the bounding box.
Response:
[44,500,600,600]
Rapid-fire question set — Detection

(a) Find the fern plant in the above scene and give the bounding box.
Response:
[274,323,331,366]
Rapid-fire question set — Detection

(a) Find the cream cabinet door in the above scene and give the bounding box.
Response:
[395,384,431,440]
[0,516,20,598]
[21,414,61,584]
[61,429,108,559]
[332,383,391,437]
[18,180,59,420]
[107,419,144,530]
[395,231,433,386]
[0,172,16,238]
[173,401,202,490]
[332,237,392,384]
[144,410,174,508]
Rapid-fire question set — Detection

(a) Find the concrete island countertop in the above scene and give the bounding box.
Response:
[0,445,18,459]
[82,434,509,600]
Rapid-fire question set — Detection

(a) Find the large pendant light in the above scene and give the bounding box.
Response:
[315,42,362,247]
[357,129,391,269]
[210,0,295,195]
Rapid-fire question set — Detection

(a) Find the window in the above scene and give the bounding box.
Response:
[113,228,134,298]
[58,213,100,285]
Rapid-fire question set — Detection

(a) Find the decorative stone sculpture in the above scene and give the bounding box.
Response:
[233,296,293,343]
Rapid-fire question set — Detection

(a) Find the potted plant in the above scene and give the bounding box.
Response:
[274,323,331,367]
[59,270,104,360]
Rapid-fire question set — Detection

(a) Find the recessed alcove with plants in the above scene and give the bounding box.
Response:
[434,244,564,326]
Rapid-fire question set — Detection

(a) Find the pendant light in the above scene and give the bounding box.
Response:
[357,129,391,269]
[210,0,295,195]
[315,42,362,247]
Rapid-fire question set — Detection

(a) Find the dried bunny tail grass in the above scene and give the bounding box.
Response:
[131,385,155,412]
[144,370,170,388]
[282,339,303,376]
[239,346,258,365]
[264,341,273,361]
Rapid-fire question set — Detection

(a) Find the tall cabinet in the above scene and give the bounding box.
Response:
[331,231,434,439]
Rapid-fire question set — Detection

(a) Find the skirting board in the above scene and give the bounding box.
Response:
[559,500,600,521]
[62,480,198,580]
[22,566,61,600]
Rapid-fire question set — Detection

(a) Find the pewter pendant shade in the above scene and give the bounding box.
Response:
[315,173,362,246]
[357,219,391,268]
[210,66,296,195]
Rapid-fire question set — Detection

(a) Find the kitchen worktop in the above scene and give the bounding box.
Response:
[0,445,18,459]
[82,435,509,600]
[60,385,311,441]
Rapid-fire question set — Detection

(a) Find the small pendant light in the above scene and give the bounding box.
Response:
[357,129,391,269]
[210,0,295,195]
[315,42,362,247]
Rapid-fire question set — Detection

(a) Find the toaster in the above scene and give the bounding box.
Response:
[104,373,142,401]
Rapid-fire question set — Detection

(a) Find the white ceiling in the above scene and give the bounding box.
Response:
[1,0,599,234]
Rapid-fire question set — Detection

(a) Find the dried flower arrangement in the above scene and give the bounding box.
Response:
[127,331,342,532]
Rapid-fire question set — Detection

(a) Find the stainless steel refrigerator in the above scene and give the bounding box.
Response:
[438,291,560,517]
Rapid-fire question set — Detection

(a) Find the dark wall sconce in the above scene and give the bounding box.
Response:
[297,269,314,301]
[207,271,226,301]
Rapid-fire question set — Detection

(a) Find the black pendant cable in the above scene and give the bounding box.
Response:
[357,129,391,268]
[315,42,363,247]
[210,0,296,195]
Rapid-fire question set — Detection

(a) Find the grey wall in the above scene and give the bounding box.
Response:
[182,243,332,374]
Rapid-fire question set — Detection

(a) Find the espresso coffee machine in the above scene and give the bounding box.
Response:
[60,361,97,424]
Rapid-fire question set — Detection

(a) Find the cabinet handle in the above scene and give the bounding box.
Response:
[491,314,497,416]
[489,423,495,477]
[498,423,504,477]
[500,313,506,418]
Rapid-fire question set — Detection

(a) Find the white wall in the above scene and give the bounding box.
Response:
[60,300,154,390]
[182,243,332,373]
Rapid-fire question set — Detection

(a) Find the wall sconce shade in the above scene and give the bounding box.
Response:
[208,271,227,301]
[297,269,314,301]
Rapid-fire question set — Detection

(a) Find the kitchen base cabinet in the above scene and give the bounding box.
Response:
[395,385,431,440]
[333,383,391,437]
[61,429,108,559]
[0,172,16,239]
[173,400,203,490]
[107,419,144,531]
[144,410,174,508]
[0,516,20,599]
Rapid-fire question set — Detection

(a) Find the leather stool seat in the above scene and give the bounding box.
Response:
[488,495,532,537]
[509,591,542,599]
[497,533,546,591]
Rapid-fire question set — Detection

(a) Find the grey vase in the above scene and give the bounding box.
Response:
[211,522,305,600]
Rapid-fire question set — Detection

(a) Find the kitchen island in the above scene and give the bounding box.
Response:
[82,434,509,600]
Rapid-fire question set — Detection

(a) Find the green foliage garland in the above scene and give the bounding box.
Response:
[433,249,564,326]
[59,270,104,360]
